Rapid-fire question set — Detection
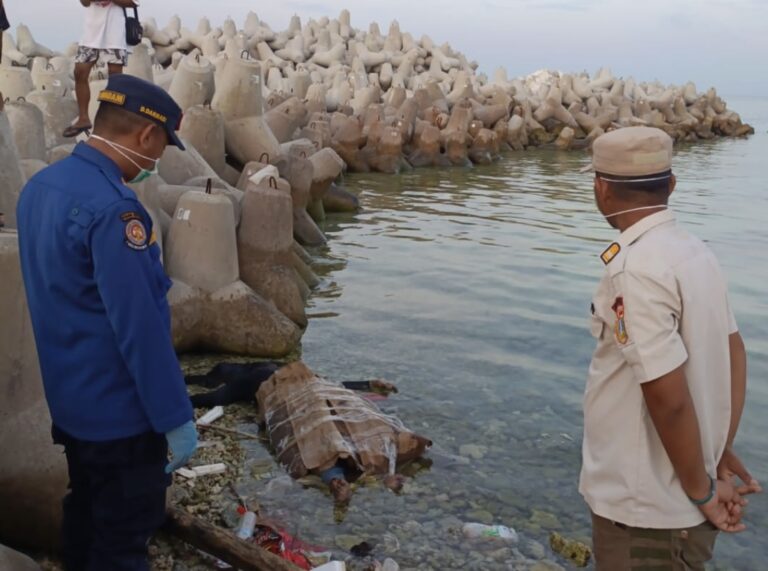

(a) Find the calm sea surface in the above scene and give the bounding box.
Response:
[251,98,768,570]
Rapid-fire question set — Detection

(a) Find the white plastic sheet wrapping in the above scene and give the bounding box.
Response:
[257,362,431,479]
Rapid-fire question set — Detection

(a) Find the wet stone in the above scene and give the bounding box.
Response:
[466,509,495,525]
[335,534,366,551]
[459,444,487,459]
[530,509,562,530]
[248,457,274,477]
[527,539,547,560]
[530,561,566,571]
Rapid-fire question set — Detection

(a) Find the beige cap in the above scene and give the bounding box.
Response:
[584,127,673,177]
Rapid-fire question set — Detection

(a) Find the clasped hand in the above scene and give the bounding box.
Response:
[699,447,762,533]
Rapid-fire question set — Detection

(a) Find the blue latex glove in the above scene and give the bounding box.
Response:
[165,420,198,474]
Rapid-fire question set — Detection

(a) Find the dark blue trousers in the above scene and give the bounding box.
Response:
[0,5,9,32]
[52,426,170,571]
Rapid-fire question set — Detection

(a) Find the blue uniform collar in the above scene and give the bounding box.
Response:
[72,142,125,182]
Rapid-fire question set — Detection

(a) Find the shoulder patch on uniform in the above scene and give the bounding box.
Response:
[612,296,629,344]
[601,242,621,265]
[124,219,148,251]
[120,211,141,222]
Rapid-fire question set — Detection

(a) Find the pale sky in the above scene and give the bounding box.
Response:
[6,0,768,96]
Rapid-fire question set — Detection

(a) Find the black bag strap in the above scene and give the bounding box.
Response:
[122,6,139,19]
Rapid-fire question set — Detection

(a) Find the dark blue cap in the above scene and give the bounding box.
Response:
[97,74,185,150]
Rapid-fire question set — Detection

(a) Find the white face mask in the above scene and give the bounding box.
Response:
[603,205,668,220]
[90,134,159,183]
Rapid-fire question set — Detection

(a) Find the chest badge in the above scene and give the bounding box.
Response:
[611,296,629,344]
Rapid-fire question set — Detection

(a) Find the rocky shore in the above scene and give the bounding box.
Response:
[0,8,756,570]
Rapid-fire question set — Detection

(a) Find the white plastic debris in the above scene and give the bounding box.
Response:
[381,558,400,571]
[314,562,346,571]
[175,467,197,479]
[197,405,224,426]
[192,463,227,477]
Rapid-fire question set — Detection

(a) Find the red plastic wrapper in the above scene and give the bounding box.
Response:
[252,524,316,570]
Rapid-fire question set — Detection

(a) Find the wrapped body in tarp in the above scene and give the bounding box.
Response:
[257,362,431,479]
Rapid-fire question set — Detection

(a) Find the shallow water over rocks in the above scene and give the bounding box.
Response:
[178,97,768,571]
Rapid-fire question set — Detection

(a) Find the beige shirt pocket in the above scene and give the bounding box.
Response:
[589,313,604,339]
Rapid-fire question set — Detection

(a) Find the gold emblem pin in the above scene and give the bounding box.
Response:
[601,242,621,265]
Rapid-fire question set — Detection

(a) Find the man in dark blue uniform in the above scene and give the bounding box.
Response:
[16,74,197,571]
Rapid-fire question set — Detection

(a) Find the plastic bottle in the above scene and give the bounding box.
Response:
[313,562,346,571]
[235,509,257,540]
[462,523,518,543]
[214,508,259,569]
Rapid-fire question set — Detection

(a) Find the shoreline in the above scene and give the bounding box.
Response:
[0,8,764,570]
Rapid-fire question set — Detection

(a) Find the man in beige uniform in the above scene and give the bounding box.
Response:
[580,127,761,569]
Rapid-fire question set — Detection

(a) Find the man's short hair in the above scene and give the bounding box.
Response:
[94,104,155,138]
[596,170,673,194]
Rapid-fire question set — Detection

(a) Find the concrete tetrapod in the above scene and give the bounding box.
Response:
[171,177,243,224]
[441,101,473,166]
[23,90,78,151]
[277,149,327,246]
[5,100,47,162]
[125,43,154,82]
[86,76,108,125]
[330,114,368,173]
[20,158,48,181]
[1,33,30,66]
[225,114,282,169]
[0,66,35,101]
[0,233,68,551]
[158,138,220,185]
[323,182,360,213]
[469,128,499,165]
[0,103,26,229]
[211,54,263,120]
[307,147,345,222]
[179,104,227,177]
[164,192,301,356]
[15,25,55,59]
[48,143,76,164]
[126,178,172,253]
[264,97,309,143]
[30,57,72,96]
[363,120,407,174]
[168,53,216,112]
[408,120,447,167]
[238,176,309,328]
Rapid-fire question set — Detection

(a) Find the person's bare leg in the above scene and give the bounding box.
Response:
[329,478,351,504]
[383,474,405,492]
[107,63,123,76]
[73,61,95,128]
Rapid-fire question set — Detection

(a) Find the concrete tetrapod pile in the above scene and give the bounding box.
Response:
[0,11,756,359]
[128,10,752,162]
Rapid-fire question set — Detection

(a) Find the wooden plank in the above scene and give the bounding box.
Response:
[164,506,302,571]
